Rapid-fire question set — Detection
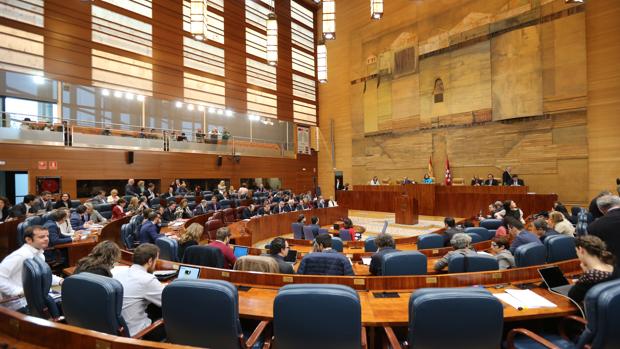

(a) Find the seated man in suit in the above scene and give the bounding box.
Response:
[70,205,93,231]
[265,237,294,274]
[138,212,164,244]
[274,201,287,214]
[258,202,272,216]
[315,196,326,209]
[113,243,164,337]
[483,174,498,186]
[90,190,107,205]
[308,216,321,239]
[11,194,36,219]
[507,217,541,254]
[532,218,559,243]
[32,191,54,212]
[193,199,209,216]
[284,199,295,212]
[160,186,175,199]
[161,203,177,224]
[369,233,399,276]
[510,174,525,186]
[433,233,478,271]
[83,202,107,224]
[242,204,258,219]
[208,227,236,269]
[44,210,82,264]
[207,197,221,211]
[297,234,354,276]
[443,217,463,246]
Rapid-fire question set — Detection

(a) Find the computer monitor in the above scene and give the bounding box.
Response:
[538,266,569,289]
[284,249,298,263]
[177,265,200,280]
[233,246,249,259]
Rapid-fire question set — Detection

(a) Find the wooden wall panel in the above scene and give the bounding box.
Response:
[0,144,317,198]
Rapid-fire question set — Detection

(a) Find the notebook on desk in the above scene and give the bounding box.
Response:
[538,266,573,296]
[233,246,249,259]
[177,265,200,280]
[284,249,298,264]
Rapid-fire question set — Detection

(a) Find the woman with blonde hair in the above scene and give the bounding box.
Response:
[217,180,227,193]
[175,198,193,219]
[126,196,140,214]
[549,211,575,236]
[74,240,121,277]
[107,189,120,204]
[178,223,204,261]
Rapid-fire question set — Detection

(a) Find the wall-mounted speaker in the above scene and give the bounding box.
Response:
[216,155,222,166]
[126,151,134,164]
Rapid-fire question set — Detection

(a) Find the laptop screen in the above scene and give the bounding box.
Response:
[233,246,249,259]
[538,266,569,288]
[284,249,298,263]
[177,265,200,280]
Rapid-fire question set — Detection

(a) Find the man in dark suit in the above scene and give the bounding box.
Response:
[193,200,209,216]
[507,217,541,254]
[161,203,177,223]
[125,179,139,197]
[483,174,498,186]
[207,197,221,211]
[284,200,295,212]
[369,233,399,276]
[138,212,164,244]
[43,210,80,264]
[502,166,512,186]
[258,202,272,216]
[316,196,326,209]
[242,204,258,219]
[266,237,294,274]
[509,174,525,186]
[274,201,287,214]
[11,194,36,219]
[33,191,54,212]
[90,190,107,205]
[70,205,92,231]
[588,195,620,276]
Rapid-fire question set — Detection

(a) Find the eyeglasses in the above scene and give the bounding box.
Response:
[491,243,498,247]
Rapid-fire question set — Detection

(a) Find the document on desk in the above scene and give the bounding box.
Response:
[361,257,371,266]
[493,289,557,309]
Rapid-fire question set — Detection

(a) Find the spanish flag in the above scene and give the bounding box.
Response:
[428,156,434,178]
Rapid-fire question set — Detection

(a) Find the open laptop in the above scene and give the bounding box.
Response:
[177,265,200,280]
[538,266,572,296]
[233,246,249,259]
[284,249,298,265]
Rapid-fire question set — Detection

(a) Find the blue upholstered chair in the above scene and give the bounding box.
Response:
[318,228,329,236]
[302,225,315,240]
[70,200,81,209]
[331,237,344,252]
[417,233,444,250]
[465,227,494,241]
[62,273,162,338]
[156,237,179,262]
[162,279,268,349]
[384,288,503,349]
[273,284,365,349]
[465,232,483,244]
[22,258,60,319]
[507,279,620,349]
[94,203,113,219]
[148,198,161,209]
[381,251,427,276]
[220,199,233,209]
[25,215,43,227]
[447,254,499,273]
[364,237,377,252]
[120,223,138,250]
[339,229,353,241]
[480,219,502,230]
[291,222,304,240]
[515,242,547,267]
[182,245,224,268]
[545,235,577,263]
[129,214,144,237]
[16,216,44,248]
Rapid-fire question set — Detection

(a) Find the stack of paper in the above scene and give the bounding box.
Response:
[361,257,372,266]
[493,289,557,309]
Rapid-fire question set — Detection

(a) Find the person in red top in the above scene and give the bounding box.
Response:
[342,217,357,241]
[208,227,236,269]
[112,198,128,220]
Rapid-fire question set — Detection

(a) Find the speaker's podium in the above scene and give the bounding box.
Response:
[394,194,418,225]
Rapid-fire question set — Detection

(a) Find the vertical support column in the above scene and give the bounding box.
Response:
[223,1,247,114]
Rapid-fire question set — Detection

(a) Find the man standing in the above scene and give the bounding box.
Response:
[0,226,64,309]
[113,243,164,337]
[502,167,512,186]
[125,179,139,197]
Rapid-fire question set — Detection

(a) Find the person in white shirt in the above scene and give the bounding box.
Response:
[327,196,338,207]
[369,176,380,186]
[0,225,64,310]
[113,243,164,337]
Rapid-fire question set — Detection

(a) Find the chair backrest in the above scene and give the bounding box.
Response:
[480,219,502,230]
[219,199,232,208]
[29,257,61,319]
[291,222,304,239]
[182,245,224,268]
[545,235,577,263]
[120,223,136,250]
[155,237,179,262]
[515,242,547,267]
[318,228,329,236]
[339,228,352,241]
[148,198,161,208]
[223,208,236,223]
[16,222,26,248]
[205,219,224,240]
[448,254,499,273]
[465,232,483,243]
[298,253,349,276]
[578,279,620,349]
[331,237,343,252]
[465,227,494,241]
[274,284,361,349]
[235,206,246,219]
[408,288,503,349]
[302,225,315,240]
[417,233,444,250]
[163,279,242,349]
[22,259,47,319]
[364,237,377,252]
[25,215,42,227]
[62,273,129,336]
[233,255,279,273]
[382,251,427,276]
[70,200,81,209]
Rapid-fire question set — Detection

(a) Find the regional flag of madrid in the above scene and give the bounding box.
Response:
[445,158,452,186]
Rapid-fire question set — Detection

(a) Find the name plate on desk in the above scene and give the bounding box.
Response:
[221,271,230,278]
[425,277,438,284]
[354,278,365,285]
[282,276,294,283]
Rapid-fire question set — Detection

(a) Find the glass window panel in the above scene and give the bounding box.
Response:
[246,58,277,91]
[0,0,44,27]
[291,0,313,28]
[0,70,57,103]
[246,28,267,60]
[4,97,58,126]
[0,25,44,75]
[183,37,225,77]
[292,74,316,101]
[91,49,153,94]
[247,88,277,119]
[291,22,314,52]
[245,0,270,31]
[292,47,315,77]
[183,72,225,107]
[293,100,317,125]
[102,0,152,18]
[92,5,152,56]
